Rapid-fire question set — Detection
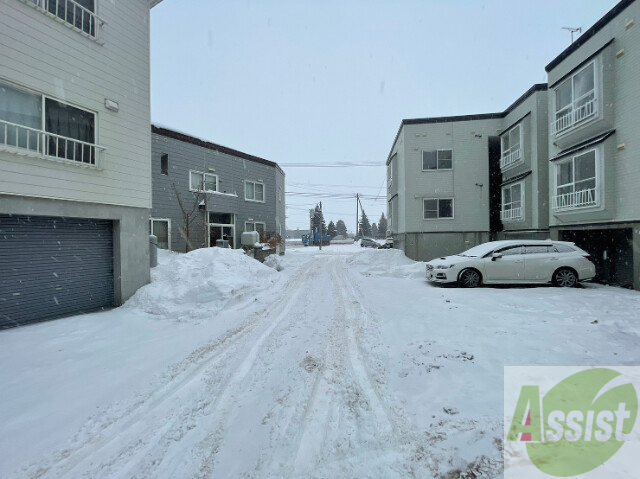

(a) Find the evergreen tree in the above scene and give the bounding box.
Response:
[359,211,372,237]
[371,223,378,238]
[336,219,347,237]
[327,220,337,238]
[377,213,388,238]
[312,205,326,233]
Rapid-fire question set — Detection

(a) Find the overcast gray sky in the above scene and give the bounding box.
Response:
[150,0,616,232]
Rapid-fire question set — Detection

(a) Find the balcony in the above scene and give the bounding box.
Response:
[500,207,523,221]
[0,119,105,167]
[552,187,597,210]
[500,148,521,169]
[552,97,598,136]
[23,0,102,40]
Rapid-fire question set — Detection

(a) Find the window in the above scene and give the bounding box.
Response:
[422,149,452,170]
[245,180,265,202]
[190,170,218,192]
[423,198,453,219]
[524,245,554,254]
[553,61,597,135]
[0,82,98,165]
[388,200,393,227]
[497,246,523,256]
[388,153,396,187]
[245,222,266,235]
[553,149,598,210]
[149,218,170,249]
[161,153,168,175]
[501,183,523,221]
[28,0,97,37]
[500,124,522,168]
[278,186,282,203]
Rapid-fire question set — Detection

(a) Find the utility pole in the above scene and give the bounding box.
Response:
[318,201,322,250]
[355,193,359,239]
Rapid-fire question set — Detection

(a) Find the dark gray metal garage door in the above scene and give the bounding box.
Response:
[0,215,114,329]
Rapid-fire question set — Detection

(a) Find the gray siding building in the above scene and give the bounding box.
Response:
[0,0,159,328]
[387,85,549,263]
[150,125,285,254]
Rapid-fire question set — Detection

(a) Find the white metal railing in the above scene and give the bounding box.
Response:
[25,0,100,38]
[500,148,521,169]
[500,206,523,221]
[552,97,598,135]
[0,119,104,166]
[552,187,597,210]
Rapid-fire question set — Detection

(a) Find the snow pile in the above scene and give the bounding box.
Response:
[345,248,426,279]
[126,247,277,321]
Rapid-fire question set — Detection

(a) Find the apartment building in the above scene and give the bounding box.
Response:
[387,85,549,262]
[546,0,639,289]
[150,125,286,254]
[0,0,161,328]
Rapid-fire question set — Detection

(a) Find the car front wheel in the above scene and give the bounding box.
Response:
[553,268,578,287]
[458,268,481,288]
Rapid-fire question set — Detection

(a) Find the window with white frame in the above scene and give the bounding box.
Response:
[189,170,217,192]
[500,124,522,169]
[501,182,523,221]
[149,218,170,249]
[245,221,265,235]
[388,153,396,187]
[388,200,393,227]
[553,149,598,210]
[423,198,454,219]
[245,180,265,202]
[0,82,98,165]
[553,61,597,135]
[422,149,452,170]
[28,0,98,38]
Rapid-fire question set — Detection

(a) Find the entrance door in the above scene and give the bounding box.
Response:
[208,212,235,248]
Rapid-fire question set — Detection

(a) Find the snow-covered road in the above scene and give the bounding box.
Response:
[2,244,639,478]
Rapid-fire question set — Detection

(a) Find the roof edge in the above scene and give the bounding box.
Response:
[545,0,636,72]
[151,125,284,176]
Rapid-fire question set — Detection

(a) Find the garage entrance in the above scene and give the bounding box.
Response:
[0,215,114,329]
[560,228,633,288]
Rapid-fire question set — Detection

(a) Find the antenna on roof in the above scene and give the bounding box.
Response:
[562,26,582,43]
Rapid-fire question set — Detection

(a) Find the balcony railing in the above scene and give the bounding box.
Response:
[552,187,597,210]
[24,0,101,39]
[0,119,104,167]
[500,148,521,169]
[500,207,523,221]
[552,97,598,135]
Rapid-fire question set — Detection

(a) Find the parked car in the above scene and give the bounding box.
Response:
[378,242,393,249]
[425,240,595,288]
[360,238,379,248]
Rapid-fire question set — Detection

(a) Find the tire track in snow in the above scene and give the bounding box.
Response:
[21,256,319,479]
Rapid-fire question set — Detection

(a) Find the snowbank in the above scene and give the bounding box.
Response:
[345,248,426,279]
[126,247,277,321]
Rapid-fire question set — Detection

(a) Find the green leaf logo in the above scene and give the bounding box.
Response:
[526,368,637,477]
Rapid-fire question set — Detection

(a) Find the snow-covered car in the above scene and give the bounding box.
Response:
[360,238,379,248]
[425,240,596,288]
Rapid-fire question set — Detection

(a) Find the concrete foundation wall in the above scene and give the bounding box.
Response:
[0,194,150,304]
[394,231,490,262]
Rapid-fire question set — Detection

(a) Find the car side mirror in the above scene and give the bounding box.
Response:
[491,252,503,261]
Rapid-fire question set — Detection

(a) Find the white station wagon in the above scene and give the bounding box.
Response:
[425,240,596,288]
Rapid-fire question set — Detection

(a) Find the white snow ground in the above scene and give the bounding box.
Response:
[1,244,639,478]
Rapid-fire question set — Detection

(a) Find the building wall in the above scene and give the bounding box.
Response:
[151,131,281,253]
[0,0,152,209]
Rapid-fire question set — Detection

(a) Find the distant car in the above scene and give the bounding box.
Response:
[425,240,596,288]
[360,238,379,248]
[378,241,393,249]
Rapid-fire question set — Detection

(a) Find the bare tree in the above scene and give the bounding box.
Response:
[172,182,208,252]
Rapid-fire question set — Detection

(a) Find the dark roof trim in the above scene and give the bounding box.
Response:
[151,125,285,176]
[545,0,635,72]
[548,39,615,89]
[549,130,615,162]
[387,84,548,163]
[500,112,532,137]
[501,170,532,186]
[502,84,548,116]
